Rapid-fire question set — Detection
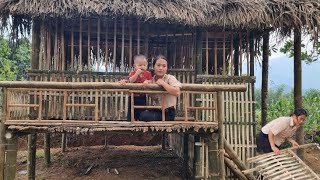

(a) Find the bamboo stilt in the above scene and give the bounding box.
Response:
[27,134,37,180]
[208,135,219,180]
[44,133,51,167]
[5,133,18,180]
[182,133,189,179]
[61,133,67,152]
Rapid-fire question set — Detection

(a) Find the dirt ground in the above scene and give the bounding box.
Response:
[14,135,320,180]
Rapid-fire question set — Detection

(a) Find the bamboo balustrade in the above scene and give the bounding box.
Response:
[0,81,246,127]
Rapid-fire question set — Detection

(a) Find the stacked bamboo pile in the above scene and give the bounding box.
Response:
[243,144,320,180]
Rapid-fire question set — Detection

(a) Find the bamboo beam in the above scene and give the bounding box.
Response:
[0,81,247,92]
[5,133,18,180]
[217,91,225,180]
[0,88,6,179]
[224,139,255,180]
[224,157,247,180]
[27,134,37,180]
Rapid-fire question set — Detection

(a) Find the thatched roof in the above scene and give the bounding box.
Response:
[0,0,319,32]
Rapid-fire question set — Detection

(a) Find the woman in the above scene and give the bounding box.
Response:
[139,55,182,121]
[258,108,307,155]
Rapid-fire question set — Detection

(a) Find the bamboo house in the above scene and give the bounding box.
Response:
[0,0,319,179]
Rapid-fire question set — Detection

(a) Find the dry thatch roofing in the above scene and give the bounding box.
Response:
[0,0,319,31]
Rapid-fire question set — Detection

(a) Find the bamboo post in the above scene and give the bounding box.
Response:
[208,134,219,180]
[223,33,226,76]
[87,18,91,70]
[105,20,109,72]
[205,31,209,75]
[71,23,74,71]
[27,134,37,180]
[46,19,51,70]
[239,33,243,76]
[129,18,132,69]
[121,17,125,72]
[31,18,41,69]
[217,91,225,180]
[214,39,217,75]
[113,17,117,72]
[39,19,46,70]
[230,32,234,76]
[196,28,203,75]
[5,133,18,180]
[61,19,65,71]
[44,133,51,167]
[61,133,67,152]
[0,88,7,180]
[182,133,189,179]
[97,17,101,71]
[54,18,58,70]
[79,18,83,71]
[137,19,140,54]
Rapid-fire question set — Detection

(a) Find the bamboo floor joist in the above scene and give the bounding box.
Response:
[243,143,320,180]
[6,121,218,134]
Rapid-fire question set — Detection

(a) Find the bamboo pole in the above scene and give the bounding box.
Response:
[46,20,51,70]
[224,157,247,180]
[0,88,6,180]
[121,17,125,72]
[144,24,149,57]
[206,31,209,75]
[61,20,65,71]
[97,17,101,72]
[208,135,219,180]
[137,19,140,54]
[54,18,58,70]
[223,33,226,76]
[196,28,203,74]
[105,20,109,72]
[79,18,83,71]
[217,91,225,180]
[71,23,74,71]
[87,18,91,71]
[214,39,217,75]
[129,19,132,69]
[224,139,255,180]
[27,134,37,180]
[230,32,234,76]
[182,133,189,179]
[5,133,18,180]
[39,19,46,70]
[0,81,247,92]
[31,18,41,70]
[61,133,67,152]
[239,33,243,76]
[113,17,117,72]
[44,133,51,167]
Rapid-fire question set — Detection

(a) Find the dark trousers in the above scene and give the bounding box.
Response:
[139,107,176,121]
[127,95,147,121]
[257,131,280,153]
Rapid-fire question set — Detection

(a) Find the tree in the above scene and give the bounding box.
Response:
[0,36,16,80]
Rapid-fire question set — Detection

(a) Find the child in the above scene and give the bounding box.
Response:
[123,54,152,121]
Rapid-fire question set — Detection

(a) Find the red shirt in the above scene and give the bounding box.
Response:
[128,71,152,83]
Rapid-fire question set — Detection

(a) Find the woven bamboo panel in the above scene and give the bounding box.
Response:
[244,149,320,180]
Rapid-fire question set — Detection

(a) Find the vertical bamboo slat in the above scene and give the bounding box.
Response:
[239,33,243,76]
[46,20,51,70]
[230,32,234,76]
[105,20,109,72]
[71,24,74,71]
[129,19,133,69]
[206,31,209,75]
[54,19,58,70]
[214,39,217,75]
[246,32,250,76]
[0,88,6,180]
[223,33,226,76]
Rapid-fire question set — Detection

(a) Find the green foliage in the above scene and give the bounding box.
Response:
[279,39,320,64]
[0,35,30,80]
[255,87,320,142]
